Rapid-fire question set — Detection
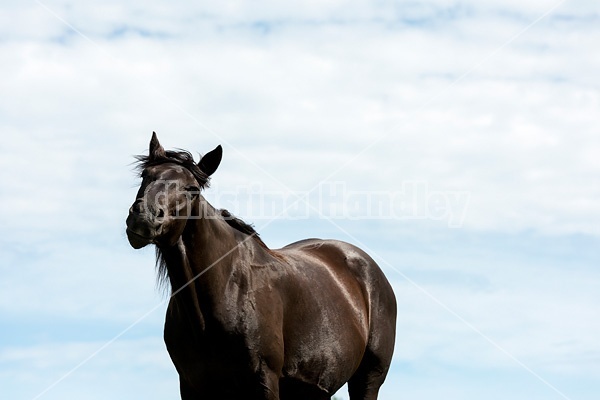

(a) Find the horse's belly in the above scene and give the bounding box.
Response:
[281,317,367,393]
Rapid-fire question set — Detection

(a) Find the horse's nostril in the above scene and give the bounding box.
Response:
[157,208,165,219]
[131,199,145,214]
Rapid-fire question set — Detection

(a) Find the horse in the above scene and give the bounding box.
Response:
[126,132,396,400]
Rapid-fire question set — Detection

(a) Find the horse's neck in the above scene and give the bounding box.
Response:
[161,197,242,320]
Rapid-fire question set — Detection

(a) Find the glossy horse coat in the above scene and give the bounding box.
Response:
[126,133,396,400]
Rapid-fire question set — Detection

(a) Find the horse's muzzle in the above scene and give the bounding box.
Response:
[126,209,159,249]
[126,227,153,249]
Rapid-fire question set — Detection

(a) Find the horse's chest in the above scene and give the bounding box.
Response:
[164,308,262,382]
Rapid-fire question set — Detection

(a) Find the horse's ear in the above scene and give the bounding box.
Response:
[149,131,165,160]
[198,145,222,176]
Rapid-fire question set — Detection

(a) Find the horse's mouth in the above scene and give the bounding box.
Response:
[126,228,153,249]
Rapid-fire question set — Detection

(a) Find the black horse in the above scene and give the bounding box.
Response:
[126,133,396,400]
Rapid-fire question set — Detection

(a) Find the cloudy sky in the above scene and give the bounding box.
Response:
[1,0,599,399]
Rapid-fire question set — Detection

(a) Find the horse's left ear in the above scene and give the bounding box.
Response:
[149,131,166,160]
[198,145,222,176]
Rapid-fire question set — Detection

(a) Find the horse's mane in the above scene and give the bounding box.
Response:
[135,149,211,188]
[155,248,170,293]
[219,209,269,249]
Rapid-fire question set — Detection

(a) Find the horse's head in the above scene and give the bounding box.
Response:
[126,132,222,249]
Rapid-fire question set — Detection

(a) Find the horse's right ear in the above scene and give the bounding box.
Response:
[198,145,223,176]
[149,131,165,160]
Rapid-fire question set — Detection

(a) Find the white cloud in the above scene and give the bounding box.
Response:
[0,338,177,400]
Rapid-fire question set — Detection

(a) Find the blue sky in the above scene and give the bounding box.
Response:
[1,1,599,399]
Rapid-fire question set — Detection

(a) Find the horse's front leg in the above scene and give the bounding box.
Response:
[257,367,280,400]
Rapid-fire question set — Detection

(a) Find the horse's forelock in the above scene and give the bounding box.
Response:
[135,149,211,188]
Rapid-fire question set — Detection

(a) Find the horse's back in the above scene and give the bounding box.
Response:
[280,238,396,310]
